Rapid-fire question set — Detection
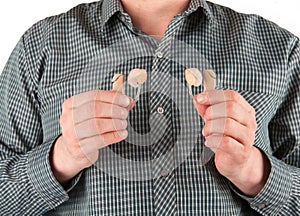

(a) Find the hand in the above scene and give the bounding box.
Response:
[50,90,134,186]
[193,90,270,197]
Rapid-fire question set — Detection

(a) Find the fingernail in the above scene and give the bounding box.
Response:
[120,130,128,138]
[121,108,127,118]
[204,140,209,147]
[121,120,127,128]
[197,94,208,103]
[121,96,131,107]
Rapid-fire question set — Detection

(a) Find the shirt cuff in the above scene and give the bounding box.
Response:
[27,136,82,209]
[231,153,293,215]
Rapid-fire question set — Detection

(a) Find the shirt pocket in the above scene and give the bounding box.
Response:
[224,87,280,153]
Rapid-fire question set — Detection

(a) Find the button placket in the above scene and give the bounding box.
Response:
[150,74,176,216]
[149,31,178,215]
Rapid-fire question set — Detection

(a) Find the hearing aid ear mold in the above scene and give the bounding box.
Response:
[203,69,216,91]
[128,69,147,102]
[185,68,216,95]
[185,68,202,96]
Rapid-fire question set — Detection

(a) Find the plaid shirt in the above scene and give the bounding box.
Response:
[0,0,299,215]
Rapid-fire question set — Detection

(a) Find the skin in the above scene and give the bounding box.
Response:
[51,0,190,186]
[51,0,271,197]
[193,90,270,197]
[120,0,190,38]
[51,90,134,186]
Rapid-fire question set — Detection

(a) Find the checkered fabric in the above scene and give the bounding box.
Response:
[0,0,299,215]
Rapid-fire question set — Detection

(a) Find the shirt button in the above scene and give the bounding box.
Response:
[161,169,169,178]
[120,16,126,22]
[156,51,163,58]
[257,203,267,209]
[157,107,164,114]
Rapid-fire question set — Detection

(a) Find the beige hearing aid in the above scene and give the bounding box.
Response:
[203,69,216,91]
[128,69,147,102]
[185,68,202,96]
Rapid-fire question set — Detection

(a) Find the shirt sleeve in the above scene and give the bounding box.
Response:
[0,34,78,214]
[233,37,300,215]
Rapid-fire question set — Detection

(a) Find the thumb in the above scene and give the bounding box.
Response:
[127,97,135,111]
[193,93,209,118]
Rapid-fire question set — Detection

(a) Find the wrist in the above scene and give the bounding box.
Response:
[49,136,83,187]
[229,147,271,197]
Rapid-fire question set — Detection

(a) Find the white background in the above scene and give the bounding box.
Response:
[0,0,299,71]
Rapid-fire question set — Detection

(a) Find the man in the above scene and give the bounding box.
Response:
[0,0,299,215]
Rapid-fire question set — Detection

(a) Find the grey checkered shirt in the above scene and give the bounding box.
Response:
[0,0,299,215]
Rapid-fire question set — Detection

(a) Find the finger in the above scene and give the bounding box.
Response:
[202,118,256,146]
[73,102,129,123]
[205,135,247,159]
[193,97,209,117]
[75,118,127,138]
[205,135,253,171]
[195,90,255,115]
[66,90,132,108]
[203,101,257,129]
[95,91,132,108]
[96,118,128,134]
[126,98,135,111]
[79,129,128,150]
[101,130,128,146]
